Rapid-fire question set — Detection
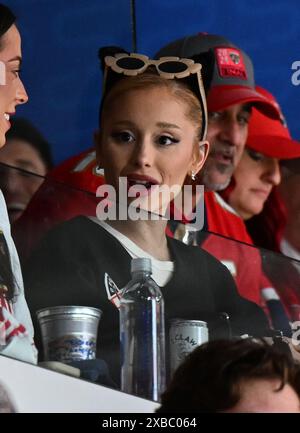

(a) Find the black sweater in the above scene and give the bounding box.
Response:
[24,216,268,384]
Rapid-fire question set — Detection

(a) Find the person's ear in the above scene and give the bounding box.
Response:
[192,140,209,177]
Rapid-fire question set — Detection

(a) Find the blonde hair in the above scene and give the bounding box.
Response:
[100,71,203,139]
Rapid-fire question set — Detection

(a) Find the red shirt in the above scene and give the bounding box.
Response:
[13,148,104,259]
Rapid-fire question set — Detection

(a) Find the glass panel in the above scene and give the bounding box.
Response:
[1,163,299,400]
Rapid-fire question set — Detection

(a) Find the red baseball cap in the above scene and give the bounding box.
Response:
[247,86,300,160]
[155,33,279,119]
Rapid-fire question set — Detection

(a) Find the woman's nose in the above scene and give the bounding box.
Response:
[132,139,154,168]
[264,158,281,186]
[16,78,29,105]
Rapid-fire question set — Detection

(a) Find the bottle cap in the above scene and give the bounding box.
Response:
[131,257,152,274]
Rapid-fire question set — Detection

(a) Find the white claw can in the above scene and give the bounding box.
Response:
[169,319,209,375]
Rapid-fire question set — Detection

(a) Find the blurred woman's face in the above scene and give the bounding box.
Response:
[0,25,28,147]
[96,86,208,213]
[0,139,48,223]
[228,148,281,220]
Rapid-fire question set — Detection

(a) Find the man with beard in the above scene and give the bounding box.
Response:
[158,34,290,332]
[155,33,279,241]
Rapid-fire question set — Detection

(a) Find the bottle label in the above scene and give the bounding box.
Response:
[169,320,208,375]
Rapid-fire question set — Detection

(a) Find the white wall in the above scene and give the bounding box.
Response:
[0,355,159,413]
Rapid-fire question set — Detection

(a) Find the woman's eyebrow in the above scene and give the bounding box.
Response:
[111,120,135,127]
[156,122,180,129]
[7,55,22,65]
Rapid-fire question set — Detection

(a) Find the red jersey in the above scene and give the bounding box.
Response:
[205,191,253,244]
[13,148,104,260]
[174,192,290,331]
[203,192,278,308]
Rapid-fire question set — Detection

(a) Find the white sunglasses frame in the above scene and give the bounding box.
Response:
[103,53,208,141]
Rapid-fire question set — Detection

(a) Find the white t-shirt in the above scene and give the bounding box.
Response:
[0,190,37,364]
[89,217,174,287]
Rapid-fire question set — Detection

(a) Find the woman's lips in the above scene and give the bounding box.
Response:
[3,113,14,131]
[2,116,10,131]
[125,174,160,196]
[7,202,26,212]
[7,202,26,222]
[126,173,159,185]
[251,188,271,199]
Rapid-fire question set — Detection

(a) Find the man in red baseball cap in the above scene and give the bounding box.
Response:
[156,34,283,250]
[159,39,291,331]
[156,33,279,191]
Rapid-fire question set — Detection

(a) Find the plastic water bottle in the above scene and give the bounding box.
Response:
[119,257,166,401]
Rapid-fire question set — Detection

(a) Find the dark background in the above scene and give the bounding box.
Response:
[6,0,299,164]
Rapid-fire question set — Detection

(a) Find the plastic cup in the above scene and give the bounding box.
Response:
[37,306,102,362]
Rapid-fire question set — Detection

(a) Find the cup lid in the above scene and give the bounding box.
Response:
[36,305,102,319]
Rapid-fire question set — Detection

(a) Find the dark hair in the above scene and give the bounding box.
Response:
[0,5,18,302]
[245,188,286,252]
[157,338,300,413]
[0,4,16,50]
[98,46,206,141]
[5,117,53,170]
[281,157,300,176]
[0,231,16,301]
